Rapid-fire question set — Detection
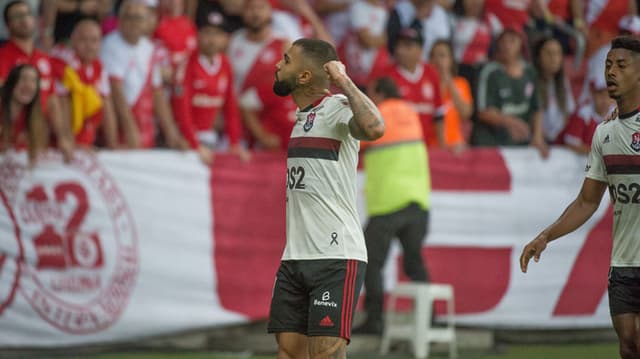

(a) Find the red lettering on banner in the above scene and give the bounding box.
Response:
[552,206,612,315]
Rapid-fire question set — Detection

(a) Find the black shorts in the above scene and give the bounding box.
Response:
[608,266,640,316]
[267,259,366,342]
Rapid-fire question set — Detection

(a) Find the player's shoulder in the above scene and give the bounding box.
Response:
[325,94,350,110]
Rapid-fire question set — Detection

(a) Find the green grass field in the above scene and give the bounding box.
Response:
[87,343,618,359]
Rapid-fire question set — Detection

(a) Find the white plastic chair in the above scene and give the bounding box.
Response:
[380,283,457,359]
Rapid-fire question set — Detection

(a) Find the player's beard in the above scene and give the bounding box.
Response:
[273,73,296,97]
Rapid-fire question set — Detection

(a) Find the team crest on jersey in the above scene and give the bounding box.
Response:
[304,112,316,132]
[631,132,640,152]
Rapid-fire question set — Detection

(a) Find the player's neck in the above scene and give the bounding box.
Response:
[292,86,327,111]
[617,92,640,116]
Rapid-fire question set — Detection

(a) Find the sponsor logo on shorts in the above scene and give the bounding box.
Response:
[313,291,337,307]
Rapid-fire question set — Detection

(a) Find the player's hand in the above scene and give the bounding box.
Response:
[519,234,549,273]
[324,60,351,90]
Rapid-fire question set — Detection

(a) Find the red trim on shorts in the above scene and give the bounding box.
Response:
[340,260,357,339]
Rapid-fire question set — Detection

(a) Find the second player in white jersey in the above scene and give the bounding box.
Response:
[284,94,366,261]
[586,109,640,266]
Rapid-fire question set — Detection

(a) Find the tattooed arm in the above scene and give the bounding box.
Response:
[323,61,385,141]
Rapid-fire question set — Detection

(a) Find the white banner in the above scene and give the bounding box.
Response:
[0,151,245,347]
[0,148,614,347]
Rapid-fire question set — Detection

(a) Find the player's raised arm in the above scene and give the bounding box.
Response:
[520,177,608,273]
[323,61,385,141]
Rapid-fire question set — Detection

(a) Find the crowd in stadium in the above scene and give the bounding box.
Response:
[0,0,637,165]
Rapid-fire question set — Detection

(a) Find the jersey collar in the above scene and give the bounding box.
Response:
[300,93,331,113]
[619,107,640,120]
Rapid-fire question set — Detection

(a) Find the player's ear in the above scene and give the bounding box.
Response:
[297,69,312,85]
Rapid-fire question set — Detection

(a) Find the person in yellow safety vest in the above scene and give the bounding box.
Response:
[353,76,432,335]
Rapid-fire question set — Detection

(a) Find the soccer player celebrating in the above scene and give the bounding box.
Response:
[520,36,640,359]
[267,38,384,359]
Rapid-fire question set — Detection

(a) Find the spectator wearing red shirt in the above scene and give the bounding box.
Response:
[51,19,119,149]
[376,27,445,147]
[0,64,49,164]
[0,0,74,161]
[154,0,197,81]
[483,0,530,32]
[559,78,615,155]
[173,10,250,164]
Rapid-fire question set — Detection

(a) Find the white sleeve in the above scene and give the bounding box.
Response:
[585,126,608,183]
[97,69,110,96]
[100,38,126,80]
[331,95,353,127]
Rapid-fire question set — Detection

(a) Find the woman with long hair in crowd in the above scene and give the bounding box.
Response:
[532,35,575,143]
[0,64,49,164]
[429,39,473,153]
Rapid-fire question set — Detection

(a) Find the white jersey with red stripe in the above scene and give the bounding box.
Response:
[586,108,640,266]
[283,94,366,262]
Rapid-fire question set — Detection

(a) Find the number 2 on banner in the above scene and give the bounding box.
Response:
[26,182,104,270]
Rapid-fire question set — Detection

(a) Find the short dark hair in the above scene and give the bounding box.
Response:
[611,36,640,54]
[3,0,26,26]
[292,38,339,67]
[373,77,400,99]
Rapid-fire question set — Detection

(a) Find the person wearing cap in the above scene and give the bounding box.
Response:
[559,77,615,155]
[473,28,548,157]
[374,26,445,148]
[171,10,249,164]
[580,14,640,104]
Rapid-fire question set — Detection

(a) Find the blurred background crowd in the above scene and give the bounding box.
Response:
[0,0,636,165]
